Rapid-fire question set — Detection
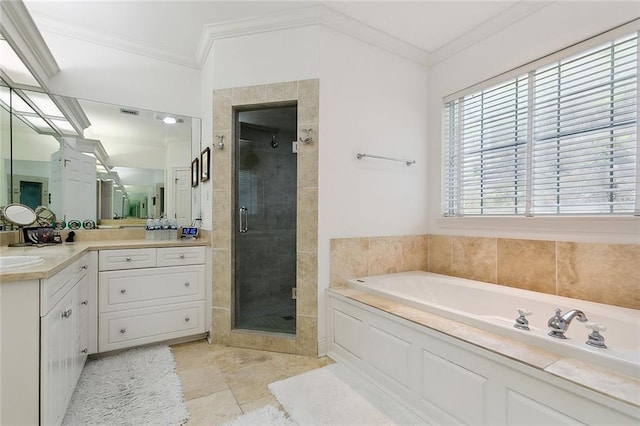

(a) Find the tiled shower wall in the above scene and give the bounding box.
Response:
[330,235,640,310]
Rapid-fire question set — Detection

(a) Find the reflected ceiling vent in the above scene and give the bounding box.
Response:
[120,108,139,116]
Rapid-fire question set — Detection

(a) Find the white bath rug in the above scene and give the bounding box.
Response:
[62,345,189,426]
[269,363,424,425]
[222,405,296,426]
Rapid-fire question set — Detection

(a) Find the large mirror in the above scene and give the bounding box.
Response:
[1,83,201,230]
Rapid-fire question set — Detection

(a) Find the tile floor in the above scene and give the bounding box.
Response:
[171,338,334,425]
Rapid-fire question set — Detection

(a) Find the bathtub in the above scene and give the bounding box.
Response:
[346,271,640,378]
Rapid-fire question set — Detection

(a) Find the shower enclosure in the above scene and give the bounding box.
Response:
[234,104,297,334]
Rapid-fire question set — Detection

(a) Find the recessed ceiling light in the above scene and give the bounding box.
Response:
[154,113,183,125]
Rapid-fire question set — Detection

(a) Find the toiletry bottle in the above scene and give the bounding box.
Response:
[169,219,178,240]
[161,218,169,240]
[145,218,153,240]
[153,218,161,240]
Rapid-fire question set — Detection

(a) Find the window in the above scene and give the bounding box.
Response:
[443,31,638,216]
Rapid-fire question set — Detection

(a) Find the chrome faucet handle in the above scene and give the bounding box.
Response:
[585,322,607,349]
[586,322,607,333]
[517,308,532,317]
[547,308,567,339]
[514,308,532,330]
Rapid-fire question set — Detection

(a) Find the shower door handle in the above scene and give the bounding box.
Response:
[239,206,248,233]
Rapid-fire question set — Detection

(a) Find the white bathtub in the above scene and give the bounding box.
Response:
[347,271,640,378]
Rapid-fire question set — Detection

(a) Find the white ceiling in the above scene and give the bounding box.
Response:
[22,0,550,68]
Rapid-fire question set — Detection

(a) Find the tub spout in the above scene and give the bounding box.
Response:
[547,308,588,339]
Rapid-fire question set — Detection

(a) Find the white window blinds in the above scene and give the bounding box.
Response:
[443,76,529,215]
[443,31,638,216]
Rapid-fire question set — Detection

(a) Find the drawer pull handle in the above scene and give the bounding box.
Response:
[184,282,190,287]
[120,289,127,294]
[82,300,89,305]
[81,348,88,354]
[120,328,126,334]
[185,317,190,322]
[81,264,88,270]
[125,257,132,261]
[62,309,72,318]
[180,254,185,259]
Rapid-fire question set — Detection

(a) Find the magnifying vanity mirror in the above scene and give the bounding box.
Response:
[1,203,36,246]
[1,82,201,231]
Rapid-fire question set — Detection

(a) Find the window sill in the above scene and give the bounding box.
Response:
[435,215,640,244]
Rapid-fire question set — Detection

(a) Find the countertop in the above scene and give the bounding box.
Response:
[329,287,640,409]
[0,238,208,281]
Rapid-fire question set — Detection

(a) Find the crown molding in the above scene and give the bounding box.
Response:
[14,2,554,72]
[27,4,433,70]
[429,1,554,66]
[195,5,431,67]
[52,94,91,134]
[0,0,59,89]
[28,13,202,69]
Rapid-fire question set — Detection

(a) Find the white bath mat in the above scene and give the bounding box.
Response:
[62,345,189,426]
[269,363,424,425]
[222,405,296,426]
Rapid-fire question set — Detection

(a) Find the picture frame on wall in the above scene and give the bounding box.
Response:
[191,158,199,187]
[200,147,210,182]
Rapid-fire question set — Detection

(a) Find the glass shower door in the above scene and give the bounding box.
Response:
[234,105,297,334]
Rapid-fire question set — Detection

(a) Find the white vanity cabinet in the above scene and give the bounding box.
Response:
[98,246,206,352]
[40,251,97,426]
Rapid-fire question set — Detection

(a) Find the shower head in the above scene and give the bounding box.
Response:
[271,135,279,148]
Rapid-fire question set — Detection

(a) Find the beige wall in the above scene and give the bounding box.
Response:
[330,234,640,310]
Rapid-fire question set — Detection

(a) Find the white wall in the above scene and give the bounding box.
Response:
[317,28,429,348]
[202,25,429,351]
[198,26,321,230]
[37,31,201,118]
[427,2,640,244]
[211,26,320,91]
[199,53,215,229]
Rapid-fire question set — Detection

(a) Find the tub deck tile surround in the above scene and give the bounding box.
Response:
[330,235,640,310]
[451,236,497,283]
[329,287,639,408]
[497,238,557,294]
[386,305,465,335]
[448,325,562,369]
[557,242,640,309]
[545,358,640,407]
[427,234,452,275]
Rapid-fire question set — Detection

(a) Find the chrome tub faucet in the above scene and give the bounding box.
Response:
[547,308,588,339]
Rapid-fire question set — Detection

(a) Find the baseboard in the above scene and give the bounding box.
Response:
[317,337,328,356]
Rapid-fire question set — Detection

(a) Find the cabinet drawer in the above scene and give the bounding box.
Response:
[98,301,205,352]
[41,255,89,316]
[156,246,205,267]
[99,248,156,271]
[99,265,205,312]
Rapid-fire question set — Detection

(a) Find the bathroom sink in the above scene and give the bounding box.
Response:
[0,256,45,271]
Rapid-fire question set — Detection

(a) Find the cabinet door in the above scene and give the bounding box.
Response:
[41,289,75,426]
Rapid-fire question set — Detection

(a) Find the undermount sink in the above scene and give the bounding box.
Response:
[0,256,45,271]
